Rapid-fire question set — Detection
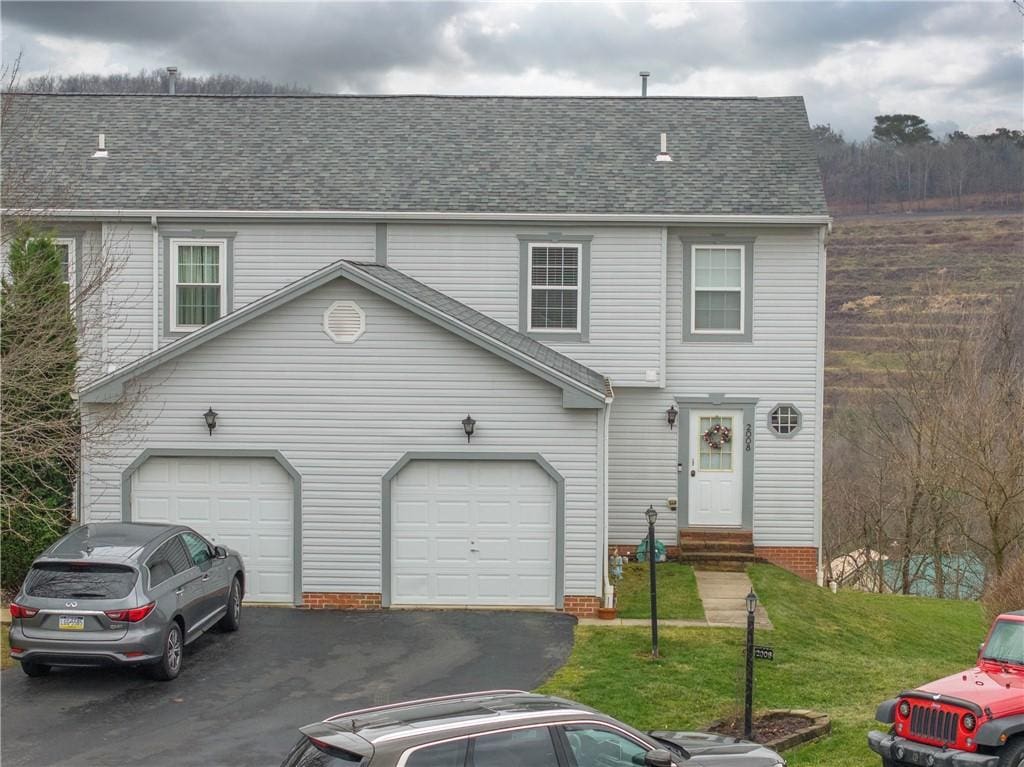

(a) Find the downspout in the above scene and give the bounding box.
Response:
[602,384,615,608]
[151,216,159,350]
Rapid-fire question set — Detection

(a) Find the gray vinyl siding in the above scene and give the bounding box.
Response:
[93,222,376,366]
[387,224,663,387]
[608,227,823,548]
[80,278,602,597]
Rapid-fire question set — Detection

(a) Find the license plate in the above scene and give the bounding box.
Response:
[58,615,85,631]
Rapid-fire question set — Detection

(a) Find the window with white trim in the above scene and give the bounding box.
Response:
[528,243,580,332]
[691,245,744,333]
[53,238,75,286]
[170,239,226,331]
[769,404,801,436]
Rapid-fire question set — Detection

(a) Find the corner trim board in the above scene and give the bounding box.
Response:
[380,451,566,609]
[120,448,303,605]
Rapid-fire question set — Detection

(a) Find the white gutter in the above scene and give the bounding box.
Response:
[11,208,834,227]
[151,215,159,351]
[602,385,615,608]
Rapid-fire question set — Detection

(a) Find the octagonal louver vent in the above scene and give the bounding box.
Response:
[323,300,365,343]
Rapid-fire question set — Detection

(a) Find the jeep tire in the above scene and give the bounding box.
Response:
[999,737,1024,767]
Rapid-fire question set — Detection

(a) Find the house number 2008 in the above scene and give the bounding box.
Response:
[744,424,752,452]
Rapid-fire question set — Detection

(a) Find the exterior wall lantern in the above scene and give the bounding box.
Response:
[461,414,476,443]
[666,404,678,430]
[203,407,218,436]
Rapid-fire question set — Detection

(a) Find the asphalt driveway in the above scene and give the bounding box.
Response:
[1,607,576,767]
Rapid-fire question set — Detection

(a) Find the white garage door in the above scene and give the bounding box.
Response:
[131,456,294,603]
[391,460,557,606]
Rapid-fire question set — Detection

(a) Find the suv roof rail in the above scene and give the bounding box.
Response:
[325,690,530,722]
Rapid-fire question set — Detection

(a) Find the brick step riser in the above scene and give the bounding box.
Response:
[683,561,751,572]
[679,554,759,565]
[679,542,755,554]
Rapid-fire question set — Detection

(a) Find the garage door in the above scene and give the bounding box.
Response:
[391,460,557,606]
[130,457,294,603]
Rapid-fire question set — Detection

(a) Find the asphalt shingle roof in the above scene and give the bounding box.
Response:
[348,262,607,394]
[3,94,826,216]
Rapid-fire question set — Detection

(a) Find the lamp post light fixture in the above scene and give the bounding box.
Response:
[461,414,476,443]
[203,407,218,436]
[744,588,758,740]
[645,504,659,658]
[666,404,678,430]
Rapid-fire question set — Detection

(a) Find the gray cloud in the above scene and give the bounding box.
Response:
[2,1,1020,137]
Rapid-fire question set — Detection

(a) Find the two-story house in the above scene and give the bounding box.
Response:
[4,93,829,616]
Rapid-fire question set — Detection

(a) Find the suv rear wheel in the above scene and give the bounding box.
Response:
[20,660,51,677]
[147,621,183,681]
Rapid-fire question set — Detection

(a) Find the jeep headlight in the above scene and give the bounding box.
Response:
[962,713,976,732]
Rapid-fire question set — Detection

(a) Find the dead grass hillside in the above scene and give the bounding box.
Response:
[826,211,1023,403]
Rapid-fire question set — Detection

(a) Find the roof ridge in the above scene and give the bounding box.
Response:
[7,91,793,101]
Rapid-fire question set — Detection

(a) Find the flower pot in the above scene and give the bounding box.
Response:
[596,606,617,620]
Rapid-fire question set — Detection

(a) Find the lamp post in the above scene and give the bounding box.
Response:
[744,589,758,740]
[645,504,659,658]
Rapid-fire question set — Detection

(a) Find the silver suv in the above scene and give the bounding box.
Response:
[8,522,245,681]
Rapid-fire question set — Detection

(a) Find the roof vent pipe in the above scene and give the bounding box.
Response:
[655,132,672,163]
[639,71,650,97]
[167,66,178,95]
[92,133,108,159]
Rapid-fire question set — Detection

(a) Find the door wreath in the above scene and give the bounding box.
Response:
[702,424,732,450]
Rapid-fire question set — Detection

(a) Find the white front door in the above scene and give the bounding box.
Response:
[688,410,743,527]
[391,460,556,606]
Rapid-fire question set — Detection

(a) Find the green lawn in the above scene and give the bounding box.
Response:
[615,563,704,620]
[539,565,986,767]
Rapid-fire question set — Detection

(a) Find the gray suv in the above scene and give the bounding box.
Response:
[283,691,787,766]
[8,522,245,681]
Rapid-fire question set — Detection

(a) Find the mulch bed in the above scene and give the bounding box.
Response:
[707,710,831,751]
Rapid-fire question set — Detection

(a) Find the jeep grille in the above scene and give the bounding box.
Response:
[908,703,960,744]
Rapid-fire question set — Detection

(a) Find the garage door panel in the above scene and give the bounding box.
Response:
[394,537,430,562]
[392,460,556,607]
[436,501,471,526]
[131,457,293,603]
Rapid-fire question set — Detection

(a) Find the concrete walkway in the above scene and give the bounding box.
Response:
[579,569,773,630]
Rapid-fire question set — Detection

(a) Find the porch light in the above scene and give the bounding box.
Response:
[204,407,218,436]
[666,404,678,430]
[461,414,476,443]
[746,589,758,615]
[645,505,658,527]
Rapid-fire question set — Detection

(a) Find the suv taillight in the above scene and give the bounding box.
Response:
[10,603,38,619]
[104,602,155,623]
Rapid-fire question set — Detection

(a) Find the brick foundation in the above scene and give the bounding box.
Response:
[560,595,601,618]
[754,547,818,581]
[302,592,382,610]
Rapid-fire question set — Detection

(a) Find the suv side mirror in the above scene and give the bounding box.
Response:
[214,545,228,559]
[644,749,676,767]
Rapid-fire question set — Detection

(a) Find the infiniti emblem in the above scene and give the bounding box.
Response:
[65,601,78,608]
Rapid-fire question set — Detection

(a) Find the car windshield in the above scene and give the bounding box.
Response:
[981,620,1024,666]
[23,562,138,600]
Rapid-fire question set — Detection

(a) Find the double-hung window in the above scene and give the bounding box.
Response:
[691,245,745,334]
[528,243,580,332]
[170,239,227,332]
[53,238,75,286]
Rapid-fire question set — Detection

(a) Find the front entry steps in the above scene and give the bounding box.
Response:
[678,528,756,572]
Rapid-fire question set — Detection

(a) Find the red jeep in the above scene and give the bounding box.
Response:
[869,610,1024,767]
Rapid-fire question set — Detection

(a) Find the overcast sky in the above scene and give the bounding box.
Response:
[2,1,1021,138]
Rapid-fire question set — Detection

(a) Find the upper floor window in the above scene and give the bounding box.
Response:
[529,243,580,332]
[170,239,226,332]
[691,246,744,334]
[53,238,75,285]
[681,237,754,343]
[518,235,591,342]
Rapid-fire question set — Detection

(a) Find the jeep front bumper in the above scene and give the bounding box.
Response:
[868,731,998,767]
